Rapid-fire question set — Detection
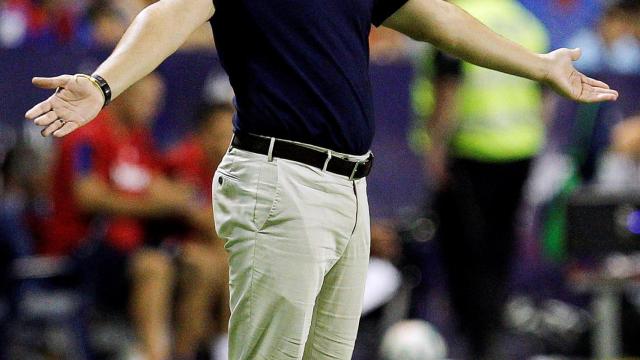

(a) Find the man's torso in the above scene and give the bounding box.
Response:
[210,0,408,155]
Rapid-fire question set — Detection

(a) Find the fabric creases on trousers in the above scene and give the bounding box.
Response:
[213,147,371,360]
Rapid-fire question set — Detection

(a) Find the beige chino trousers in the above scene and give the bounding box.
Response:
[213,145,371,360]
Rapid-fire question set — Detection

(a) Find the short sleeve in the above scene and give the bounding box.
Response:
[371,0,410,27]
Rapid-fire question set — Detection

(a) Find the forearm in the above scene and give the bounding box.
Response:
[385,0,549,82]
[94,0,214,99]
[428,76,459,147]
[75,179,173,218]
[90,195,172,217]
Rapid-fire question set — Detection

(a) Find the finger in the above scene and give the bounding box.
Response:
[598,88,619,98]
[53,121,79,138]
[41,119,66,137]
[33,110,59,126]
[25,100,52,120]
[582,75,610,90]
[590,88,618,100]
[581,87,619,103]
[570,48,582,61]
[592,93,618,102]
[588,86,618,96]
[50,105,81,124]
[32,75,73,90]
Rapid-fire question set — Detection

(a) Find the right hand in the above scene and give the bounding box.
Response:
[25,74,104,138]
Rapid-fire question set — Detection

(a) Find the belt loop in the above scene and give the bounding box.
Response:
[349,162,360,181]
[228,133,236,153]
[267,137,276,162]
[322,150,332,172]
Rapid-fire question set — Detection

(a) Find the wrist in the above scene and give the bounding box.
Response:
[534,53,553,83]
[76,74,105,104]
[77,73,112,108]
[91,74,112,107]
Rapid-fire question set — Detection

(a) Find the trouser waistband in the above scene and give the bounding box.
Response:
[230,133,374,180]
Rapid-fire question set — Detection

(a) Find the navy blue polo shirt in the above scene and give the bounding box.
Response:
[210,0,409,155]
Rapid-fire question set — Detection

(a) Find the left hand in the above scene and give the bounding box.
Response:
[541,48,619,103]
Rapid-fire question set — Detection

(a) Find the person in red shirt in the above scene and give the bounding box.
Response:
[44,73,204,360]
[165,101,234,234]
[163,101,234,359]
[44,72,187,256]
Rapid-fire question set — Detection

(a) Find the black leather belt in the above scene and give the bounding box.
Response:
[231,133,374,179]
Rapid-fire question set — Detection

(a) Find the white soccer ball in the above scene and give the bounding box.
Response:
[380,320,448,360]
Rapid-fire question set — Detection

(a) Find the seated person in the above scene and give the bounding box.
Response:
[43,73,213,360]
[568,0,640,75]
[611,115,640,157]
[593,113,640,189]
[163,100,235,359]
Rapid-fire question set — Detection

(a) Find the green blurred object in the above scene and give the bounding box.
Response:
[542,103,602,261]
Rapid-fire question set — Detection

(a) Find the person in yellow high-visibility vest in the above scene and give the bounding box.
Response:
[425,0,549,357]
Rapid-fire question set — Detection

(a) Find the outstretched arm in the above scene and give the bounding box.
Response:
[25,0,215,137]
[383,0,619,103]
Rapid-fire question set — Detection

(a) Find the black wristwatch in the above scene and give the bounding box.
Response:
[91,74,112,108]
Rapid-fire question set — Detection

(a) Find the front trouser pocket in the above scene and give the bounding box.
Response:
[212,151,279,243]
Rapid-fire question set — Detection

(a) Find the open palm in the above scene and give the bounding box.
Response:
[25,74,104,137]
[543,48,619,103]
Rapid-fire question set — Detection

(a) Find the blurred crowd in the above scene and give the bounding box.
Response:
[2,0,640,360]
[2,70,234,359]
[0,0,137,48]
[0,0,214,49]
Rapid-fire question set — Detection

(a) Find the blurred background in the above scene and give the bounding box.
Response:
[1,0,640,359]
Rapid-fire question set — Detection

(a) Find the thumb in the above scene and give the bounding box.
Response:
[570,48,582,61]
[32,74,73,89]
